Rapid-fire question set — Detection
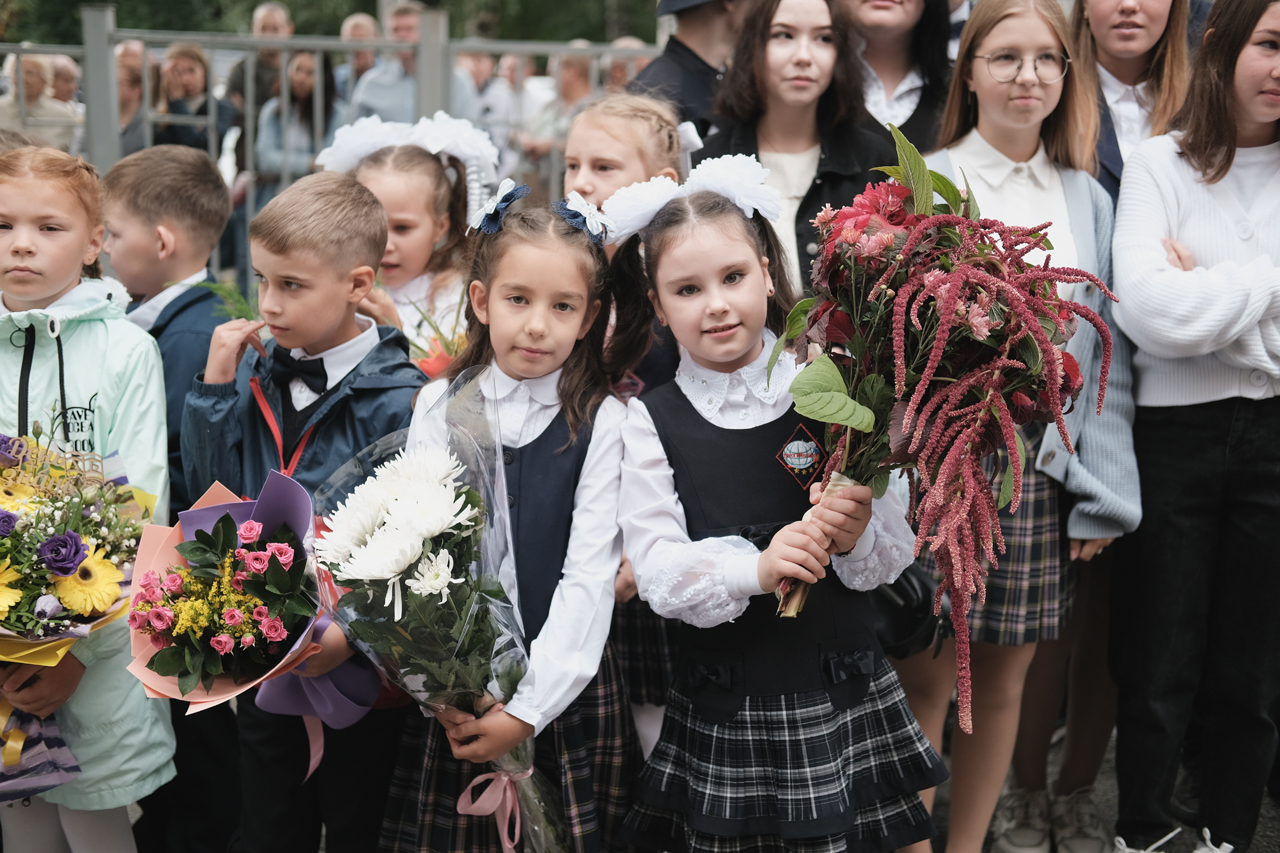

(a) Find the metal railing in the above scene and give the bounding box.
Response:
[0,42,86,148]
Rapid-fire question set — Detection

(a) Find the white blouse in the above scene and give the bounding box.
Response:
[760,146,821,289]
[621,334,917,629]
[383,271,466,353]
[940,130,1080,297]
[1098,63,1152,163]
[408,365,626,735]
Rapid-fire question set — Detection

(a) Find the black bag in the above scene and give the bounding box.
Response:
[870,560,953,659]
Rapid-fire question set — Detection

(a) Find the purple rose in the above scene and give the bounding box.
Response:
[0,433,17,468]
[0,510,16,536]
[37,531,88,577]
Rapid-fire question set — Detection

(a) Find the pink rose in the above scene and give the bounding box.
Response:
[260,616,287,642]
[252,605,270,622]
[150,633,172,650]
[141,586,163,604]
[238,520,263,544]
[234,548,247,561]
[223,608,245,626]
[147,606,174,631]
[242,551,271,574]
[230,571,247,592]
[127,609,148,630]
[241,635,255,647]
[210,634,235,655]
[161,573,184,594]
[265,542,294,570]
[139,570,160,590]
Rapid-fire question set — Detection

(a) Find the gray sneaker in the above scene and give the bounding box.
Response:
[992,785,1051,853]
[1051,786,1112,853]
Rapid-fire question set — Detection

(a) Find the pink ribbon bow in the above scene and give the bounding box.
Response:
[456,766,535,853]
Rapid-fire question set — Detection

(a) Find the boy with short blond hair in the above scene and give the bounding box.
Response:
[182,170,422,853]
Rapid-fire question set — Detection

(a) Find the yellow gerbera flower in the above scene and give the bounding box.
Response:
[0,483,36,513]
[53,548,123,617]
[0,558,21,619]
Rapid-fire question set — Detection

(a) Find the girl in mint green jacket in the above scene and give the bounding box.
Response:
[0,147,174,852]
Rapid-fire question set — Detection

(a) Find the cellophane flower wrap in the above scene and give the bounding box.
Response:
[774,128,1115,732]
[0,426,156,801]
[315,366,569,853]
[126,472,322,707]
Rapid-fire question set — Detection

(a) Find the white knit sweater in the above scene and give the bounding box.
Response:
[1112,133,1280,406]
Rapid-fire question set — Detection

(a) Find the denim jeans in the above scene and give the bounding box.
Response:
[1111,396,1280,851]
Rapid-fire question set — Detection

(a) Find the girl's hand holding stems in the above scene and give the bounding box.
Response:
[757,484,873,594]
[436,703,536,765]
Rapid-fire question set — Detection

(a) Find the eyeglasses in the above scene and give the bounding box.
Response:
[973,50,1071,84]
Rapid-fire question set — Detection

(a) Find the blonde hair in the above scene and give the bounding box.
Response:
[0,147,103,277]
[571,93,682,176]
[1070,0,1189,139]
[936,0,1098,173]
[249,172,387,272]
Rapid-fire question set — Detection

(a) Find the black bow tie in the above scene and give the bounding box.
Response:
[271,349,328,395]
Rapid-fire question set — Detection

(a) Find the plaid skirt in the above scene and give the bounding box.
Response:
[923,421,1075,646]
[622,656,946,852]
[610,599,681,706]
[379,644,643,853]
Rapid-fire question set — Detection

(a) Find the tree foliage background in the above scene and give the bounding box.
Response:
[2,0,658,45]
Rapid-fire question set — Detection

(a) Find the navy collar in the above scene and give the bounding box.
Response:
[1096,87,1124,184]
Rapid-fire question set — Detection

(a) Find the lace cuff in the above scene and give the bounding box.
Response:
[640,536,762,628]
[830,494,917,591]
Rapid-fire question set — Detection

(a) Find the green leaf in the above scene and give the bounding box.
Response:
[930,171,965,215]
[265,560,290,594]
[874,165,907,182]
[996,424,1028,509]
[148,645,186,676]
[790,355,876,432]
[870,471,891,499]
[285,597,317,618]
[767,297,815,385]
[185,642,204,675]
[889,124,933,216]
[178,669,201,696]
[204,652,224,676]
[959,168,981,220]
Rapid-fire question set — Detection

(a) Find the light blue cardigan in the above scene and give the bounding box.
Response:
[926,149,1142,540]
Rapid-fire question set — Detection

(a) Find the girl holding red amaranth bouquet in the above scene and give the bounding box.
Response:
[604,156,946,853]
[890,1,1140,852]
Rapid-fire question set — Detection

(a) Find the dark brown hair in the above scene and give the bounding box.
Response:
[249,171,387,271]
[1070,0,1189,139]
[714,0,867,129]
[0,147,103,278]
[607,190,799,375]
[936,0,1098,172]
[103,145,233,255]
[353,145,470,298]
[1172,0,1279,182]
[447,208,645,439]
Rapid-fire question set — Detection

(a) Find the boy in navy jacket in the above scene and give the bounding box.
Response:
[182,171,424,853]
[103,145,232,520]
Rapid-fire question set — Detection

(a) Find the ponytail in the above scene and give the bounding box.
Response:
[601,234,657,383]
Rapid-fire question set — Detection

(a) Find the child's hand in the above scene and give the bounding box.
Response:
[807,482,874,555]
[446,704,535,765]
[757,521,830,594]
[1,655,86,718]
[204,319,267,385]
[294,622,355,678]
[358,289,403,329]
[615,553,638,602]
[435,706,477,734]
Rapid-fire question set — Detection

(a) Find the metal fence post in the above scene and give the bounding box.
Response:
[415,8,449,120]
[81,5,121,171]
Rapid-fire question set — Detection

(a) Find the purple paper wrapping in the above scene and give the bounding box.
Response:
[0,709,81,804]
[254,614,381,729]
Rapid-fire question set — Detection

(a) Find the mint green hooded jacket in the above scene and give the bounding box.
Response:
[0,278,176,810]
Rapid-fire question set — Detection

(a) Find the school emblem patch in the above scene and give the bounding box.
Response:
[776,423,826,489]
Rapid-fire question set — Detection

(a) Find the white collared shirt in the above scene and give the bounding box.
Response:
[942,131,1079,288]
[406,364,626,735]
[621,333,917,629]
[126,268,208,333]
[856,37,926,129]
[1098,63,1153,162]
[287,314,380,410]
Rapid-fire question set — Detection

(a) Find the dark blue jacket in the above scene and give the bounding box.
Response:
[1096,89,1125,207]
[181,326,425,499]
[134,279,223,517]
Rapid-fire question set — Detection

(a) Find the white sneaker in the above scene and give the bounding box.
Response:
[992,785,1051,853]
[1114,828,1181,853]
[1052,786,1112,853]
[1192,827,1235,853]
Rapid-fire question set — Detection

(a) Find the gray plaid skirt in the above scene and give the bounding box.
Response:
[923,421,1075,646]
[611,598,681,706]
[379,644,642,853]
[622,656,946,852]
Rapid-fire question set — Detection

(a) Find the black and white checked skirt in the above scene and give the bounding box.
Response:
[622,656,947,852]
[610,598,681,706]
